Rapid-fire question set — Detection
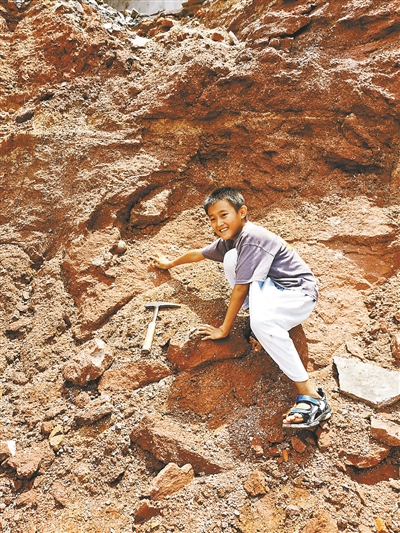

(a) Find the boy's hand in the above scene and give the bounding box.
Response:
[197,324,228,340]
[151,253,172,270]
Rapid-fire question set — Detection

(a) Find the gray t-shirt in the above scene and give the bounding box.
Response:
[202,221,318,301]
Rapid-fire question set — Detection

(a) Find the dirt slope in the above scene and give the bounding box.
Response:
[0,0,400,532]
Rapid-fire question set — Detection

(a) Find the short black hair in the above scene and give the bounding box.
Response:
[204,187,245,215]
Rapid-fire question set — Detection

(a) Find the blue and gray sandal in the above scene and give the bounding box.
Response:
[283,388,332,428]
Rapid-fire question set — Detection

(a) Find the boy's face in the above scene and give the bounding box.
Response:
[207,200,247,241]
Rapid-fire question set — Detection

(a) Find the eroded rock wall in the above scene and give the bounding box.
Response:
[0,0,400,532]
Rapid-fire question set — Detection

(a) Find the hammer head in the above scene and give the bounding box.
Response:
[145,301,181,310]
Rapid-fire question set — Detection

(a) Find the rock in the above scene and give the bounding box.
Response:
[250,436,264,457]
[130,189,171,227]
[134,500,161,523]
[98,361,172,393]
[62,338,114,386]
[0,441,15,461]
[248,495,285,529]
[211,32,224,42]
[286,505,301,518]
[181,0,204,5]
[244,470,267,497]
[158,18,174,28]
[268,446,281,458]
[16,302,29,312]
[74,391,91,408]
[15,107,35,124]
[0,16,8,32]
[370,321,389,336]
[280,37,294,52]
[167,325,251,371]
[41,421,55,435]
[130,414,233,474]
[376,518,389,533]
[49,425,65,451]
[7,440,16,456]
[350,462,398,485]
[339,443,391,469]
[371,417,400,446]
[63,228,148,335]
[129,36,150,47]
[9,370,29,385]
[113,239,127,254]
[251,445,264,457]
[104,50,116,67]
[228,31,239,45]
[16,489,38,508]
[6,317,30,333]
[391,334,400,359]
[74,397,113,426]
[138,19,155,31]
[168,352,276,427]
[51,481,71,507]
[250,18,310,48]
[389,479,400,490]
[301,509,339,533]
[334,356,400,406]
[71,0,84,13]
[345,339,364,359]
[181,0,205,15]
[269,37,280,48]
[291,436,307,453]
[98,457,126,484]
[8,446,47,479]
[316,428,333,452]
[149,463,194,500]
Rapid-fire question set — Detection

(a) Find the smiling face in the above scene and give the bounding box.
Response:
[207,199,247,241]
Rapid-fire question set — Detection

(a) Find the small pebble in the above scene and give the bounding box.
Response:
[115,240,127,253]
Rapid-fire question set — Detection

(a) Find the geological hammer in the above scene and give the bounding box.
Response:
[142,301,181,352]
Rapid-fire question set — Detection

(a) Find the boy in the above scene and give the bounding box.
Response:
[152,187,331,428]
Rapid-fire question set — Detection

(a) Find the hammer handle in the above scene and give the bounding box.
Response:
[142,321,156,352]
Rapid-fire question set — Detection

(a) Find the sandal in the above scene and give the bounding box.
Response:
[283,388,332,429]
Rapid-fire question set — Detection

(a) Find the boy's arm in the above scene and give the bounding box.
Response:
[152,249,205,270]
[198,283,250,340]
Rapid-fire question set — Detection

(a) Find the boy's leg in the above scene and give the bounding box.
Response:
[249,279,330,425]
[249,278,315,382]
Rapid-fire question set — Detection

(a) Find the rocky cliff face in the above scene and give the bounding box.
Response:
[0,0,400,532]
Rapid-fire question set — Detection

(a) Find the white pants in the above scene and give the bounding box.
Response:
[224,249,316,382]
